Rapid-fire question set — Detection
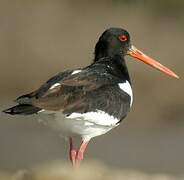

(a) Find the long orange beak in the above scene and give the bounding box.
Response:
[127,45,179,79]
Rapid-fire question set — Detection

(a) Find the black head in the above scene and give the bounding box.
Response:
[94,27,178,79]
[94,28,131,61]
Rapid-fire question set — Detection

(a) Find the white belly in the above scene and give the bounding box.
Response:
[38,110,119,141]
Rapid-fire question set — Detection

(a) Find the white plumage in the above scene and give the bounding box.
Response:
[49,83,61,90]
[38,109,119,141]
[71,70,82,75]
[118,80,133,106]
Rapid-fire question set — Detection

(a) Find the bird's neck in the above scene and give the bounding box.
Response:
[94,55,131,83]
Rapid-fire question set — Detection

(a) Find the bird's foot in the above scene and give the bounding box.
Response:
[70,149,77,166]
[69,137,89,168]
[75,140,89,167]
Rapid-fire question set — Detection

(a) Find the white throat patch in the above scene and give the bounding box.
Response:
[118,80,133,106]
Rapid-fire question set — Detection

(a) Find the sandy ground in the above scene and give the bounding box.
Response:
[1,161,184,180]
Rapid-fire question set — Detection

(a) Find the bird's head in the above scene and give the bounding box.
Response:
[94,27,179,79]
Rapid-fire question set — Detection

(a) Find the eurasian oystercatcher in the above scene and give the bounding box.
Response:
[3,28,178,167]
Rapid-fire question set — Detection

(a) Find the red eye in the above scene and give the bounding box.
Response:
[119,35,127,42]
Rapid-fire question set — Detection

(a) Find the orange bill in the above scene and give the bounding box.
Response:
[127,45,179,79]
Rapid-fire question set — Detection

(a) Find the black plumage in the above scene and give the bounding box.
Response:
[4,28,132,122]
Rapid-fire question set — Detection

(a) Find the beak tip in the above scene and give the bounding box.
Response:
[175,75,179,79]
[170,73,179,79]
[167,71,179,79]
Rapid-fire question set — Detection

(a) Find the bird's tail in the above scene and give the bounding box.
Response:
[3,104,41,115]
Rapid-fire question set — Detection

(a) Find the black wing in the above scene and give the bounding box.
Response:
[16,70,73,103]
[17,64,131,119]
[5,70,74,115]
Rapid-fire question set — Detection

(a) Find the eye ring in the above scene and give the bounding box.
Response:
[119,35,128,42]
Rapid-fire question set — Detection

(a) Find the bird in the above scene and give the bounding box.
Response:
[3,27,179,168]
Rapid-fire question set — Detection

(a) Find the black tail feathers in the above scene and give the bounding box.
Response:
[3,104,41,115]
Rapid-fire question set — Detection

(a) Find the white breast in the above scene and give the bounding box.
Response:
[118,80,133,106]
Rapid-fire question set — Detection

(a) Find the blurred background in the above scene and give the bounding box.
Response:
[0,0,184,179]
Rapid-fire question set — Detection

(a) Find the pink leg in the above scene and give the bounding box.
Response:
[75,140,89,167]
[69,137,77,166]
